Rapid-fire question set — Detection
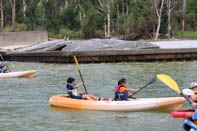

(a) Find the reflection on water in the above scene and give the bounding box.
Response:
[50,106,88,113]
[1,61,197,130]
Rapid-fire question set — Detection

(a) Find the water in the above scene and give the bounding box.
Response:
[0,61,197,131]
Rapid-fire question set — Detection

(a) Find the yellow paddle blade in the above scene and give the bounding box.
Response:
[74,56,79,69]
[157,74,181,94]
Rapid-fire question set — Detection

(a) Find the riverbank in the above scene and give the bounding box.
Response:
[1,39,197,63]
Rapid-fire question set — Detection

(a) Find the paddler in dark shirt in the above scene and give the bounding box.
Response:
[66,77,98,101]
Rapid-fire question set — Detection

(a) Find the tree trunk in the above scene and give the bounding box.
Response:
[167,0,172,39]
[155,17,161,40]
[195,21,197,31]
[182,0,186,31]
[10,0,16,31]
[154,0,165,40]
[126,0,128,15]
[79,11,82,22]
[117,4,119,17]
[23,0,27,17]
[0,0,3,32]
[55,0,60,29]
[104,22,107,38]
[42,6,45,26]
[107,3,111,38]
[122,0,124,14]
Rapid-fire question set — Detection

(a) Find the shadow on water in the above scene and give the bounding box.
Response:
[49,106,172,114]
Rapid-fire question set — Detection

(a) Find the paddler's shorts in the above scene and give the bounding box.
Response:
[71,94,83,99]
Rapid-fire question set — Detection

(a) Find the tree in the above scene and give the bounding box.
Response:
[9,0,16,31]
[182,0,186,31]
[81,10,97,39]
[187,0,197,31]
[96,0,112,38]
[152,0,165,40]
[167,0,177,39]
[0,0,3,31]
[55,0,60,29]
[23,0,27,17]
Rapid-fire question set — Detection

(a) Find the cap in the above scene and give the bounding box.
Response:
[190,82,197,89]
[192,110,197,120]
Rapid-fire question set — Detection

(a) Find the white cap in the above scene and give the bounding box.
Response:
[190,82,197,89]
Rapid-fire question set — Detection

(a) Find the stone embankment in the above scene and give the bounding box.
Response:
[1,38,197,63]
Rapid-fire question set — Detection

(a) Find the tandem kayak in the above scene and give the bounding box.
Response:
[171,109,195,118]
[49,94,186,111]
[0,70,36,78]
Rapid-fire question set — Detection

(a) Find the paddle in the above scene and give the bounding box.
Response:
[131,77,157,96]
[73,56,88,94]
[182,89,195,96]
[0,54,11,72]
[157,74,193,104]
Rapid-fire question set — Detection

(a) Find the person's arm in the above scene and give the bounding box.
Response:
[125,88,139,92]
[74,82,84,88]
[189,95,197,108]
[191,103,197,108]
[190,95,197,102]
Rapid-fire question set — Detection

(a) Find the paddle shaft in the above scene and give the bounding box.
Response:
[78,69,87,93]
[131,77,156,96]
[74,56,88,94]
[0,54,11,72]
[180,93,193,104]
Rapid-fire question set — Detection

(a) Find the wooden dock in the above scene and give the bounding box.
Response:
[1,48,197,63]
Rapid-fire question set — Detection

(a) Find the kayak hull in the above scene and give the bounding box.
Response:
[171,109,195,118]
[0,70,36,78]
[49,94,186,111]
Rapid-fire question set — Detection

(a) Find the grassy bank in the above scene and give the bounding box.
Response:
[175,31,197,39]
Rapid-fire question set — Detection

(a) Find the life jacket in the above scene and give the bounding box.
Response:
[0,68,6,73]
[0,63,7,73]
[113,85,119,92]
[115,86,128,101]
[66,83,78,96]
[183,120,197,131]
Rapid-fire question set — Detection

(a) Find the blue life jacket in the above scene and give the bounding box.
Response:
[0,63,7,73]
[0,68,3,73]
[115,91,128,101]
[66,83,78,96]
[0,68,6,73]
[183,120,197,131]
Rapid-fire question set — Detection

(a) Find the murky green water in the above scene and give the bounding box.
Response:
[0,61,197,131]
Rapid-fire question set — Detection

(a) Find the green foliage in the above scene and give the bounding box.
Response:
[175,31,197,38]
[49,27,82,40]
[3,23,26,32]
[15,23,27,31]
[81,10,98,39]
[2,0,197,40]
[60,4,81,30]
[3,26,12,32]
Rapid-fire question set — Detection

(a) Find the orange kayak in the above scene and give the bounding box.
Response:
[0,70,36,78]
[49,94,186,111]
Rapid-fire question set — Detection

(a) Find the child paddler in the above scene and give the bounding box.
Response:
[66,77,98,101]
[188,82,197,108]
[0,62,8,73]
[183,110,197,131]
[114,78,139,101]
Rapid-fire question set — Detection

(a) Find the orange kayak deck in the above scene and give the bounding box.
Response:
[49,94,186,111]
